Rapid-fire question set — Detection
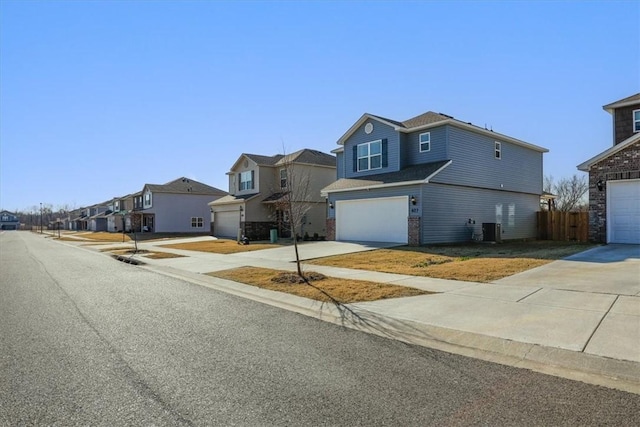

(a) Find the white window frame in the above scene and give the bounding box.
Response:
[495,141,502,159]
[279,168,287,188]
[419,132,431,152]
[633,109,640,133]
[191,217,204,228]
[357,140,382,172]
[240,171,253,191]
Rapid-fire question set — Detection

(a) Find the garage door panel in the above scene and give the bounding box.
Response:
[336,196,408,244]
[215,211,240,238]
[608,180,640,244]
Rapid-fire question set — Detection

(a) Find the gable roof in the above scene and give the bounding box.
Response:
[244,153,284,166]
[321,160,451,195]
[337,111,548,153]
[400,111,453,128]
[145,177,227,196]
[230,149,335,172]
[208,193,260,206]
[274,149,335,168]
[603,93,640,114]
[577,132,640,171]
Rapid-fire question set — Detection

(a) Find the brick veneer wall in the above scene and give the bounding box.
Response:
[408,217,421,246]
[242,221,279,241]
[326,218,335,241]
[588,140,640,242]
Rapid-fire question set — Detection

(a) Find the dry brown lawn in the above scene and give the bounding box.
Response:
[306,241,596,283]
[73,232,133,242]
[143,251,186,259]
[161,239,282,254]
[207,267,431,303]
[99,246,134,252]
[104,248,185,259]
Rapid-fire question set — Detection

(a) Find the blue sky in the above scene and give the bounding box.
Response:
[1,0,638,212]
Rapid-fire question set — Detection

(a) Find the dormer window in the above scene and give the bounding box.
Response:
[495,142,502,159]
[419,132,431,152]
[357,140,382,171]
[634,109,640,132]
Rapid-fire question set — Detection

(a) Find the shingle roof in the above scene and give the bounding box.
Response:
[262,192,288,203]
[145,177,227,196]
[322,160,451,193]
[603,93,640,112]
[275,149,336,167]
[578,132,640,171]
[209,193,259,206]
[244,153,284,166]
[367,114,406,128]
[401,111,452,129]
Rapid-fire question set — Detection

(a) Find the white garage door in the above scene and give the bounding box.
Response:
[215,211,240,238]
[608,180,640,244]
[336,196,408,244]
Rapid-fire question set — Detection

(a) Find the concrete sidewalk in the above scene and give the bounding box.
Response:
[75,238,640,393]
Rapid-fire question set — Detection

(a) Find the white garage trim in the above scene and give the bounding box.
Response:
[607,179,640,244]
[336,196,409,244]
[214,210,241,238]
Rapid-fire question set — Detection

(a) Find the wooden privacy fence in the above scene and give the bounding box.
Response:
[537,211,588,242]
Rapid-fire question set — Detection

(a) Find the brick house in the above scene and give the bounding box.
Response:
[578,93,640,244]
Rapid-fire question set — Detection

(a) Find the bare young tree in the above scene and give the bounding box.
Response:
[277,151,314,278]
[544,174,589,212]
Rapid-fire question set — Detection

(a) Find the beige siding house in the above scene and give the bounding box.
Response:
[209,149,336,240]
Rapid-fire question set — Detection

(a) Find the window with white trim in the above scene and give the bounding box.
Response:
[495,142,502,159]
[280,169,287,188]
[357,140,382,171]
[191,217,204,228]
[240,171,253,191]
[419,132,431,152]
[633,109,640,133]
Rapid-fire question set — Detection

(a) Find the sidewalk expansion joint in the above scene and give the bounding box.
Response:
[516,287,543,302]
[581,295,619,353]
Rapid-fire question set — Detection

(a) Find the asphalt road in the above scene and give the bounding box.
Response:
[1,231,639,426]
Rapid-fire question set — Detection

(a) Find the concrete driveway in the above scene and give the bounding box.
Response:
[494,244,640,296]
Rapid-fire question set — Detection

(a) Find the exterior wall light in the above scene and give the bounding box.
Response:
[596,179,605,191]
[329,202,334,209]
[410,196,417,205]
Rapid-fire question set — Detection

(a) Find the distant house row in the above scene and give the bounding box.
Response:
[58,94,639,245]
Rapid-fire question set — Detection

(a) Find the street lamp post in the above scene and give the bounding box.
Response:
[40,203,43,234]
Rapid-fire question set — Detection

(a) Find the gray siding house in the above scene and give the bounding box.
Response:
[322,111,548,244]
[135,177,227,233]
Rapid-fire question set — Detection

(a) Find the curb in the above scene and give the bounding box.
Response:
[140,263,640,395]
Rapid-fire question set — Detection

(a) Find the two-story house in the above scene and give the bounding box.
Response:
[209,149,336,240]
[578,93,640,244]
[321,111,548,245]
[106,194,135,232]
[86,202,110,231]
[0,211,20,230]
[132,177,227,233]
